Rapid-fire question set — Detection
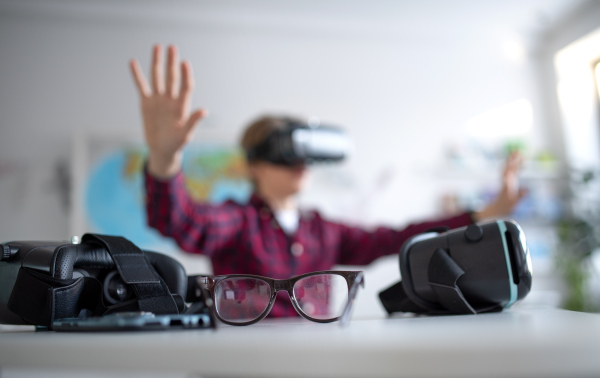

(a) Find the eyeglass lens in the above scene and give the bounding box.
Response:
[293,274,348,320]
[213,274,350,323]
[215,278,271,323]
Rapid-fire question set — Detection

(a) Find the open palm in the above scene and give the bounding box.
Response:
[130,44,207,178]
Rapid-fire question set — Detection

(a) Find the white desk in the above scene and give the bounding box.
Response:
[1,306,599,378]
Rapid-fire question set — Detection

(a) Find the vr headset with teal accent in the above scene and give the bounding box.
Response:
[379,220,533,315]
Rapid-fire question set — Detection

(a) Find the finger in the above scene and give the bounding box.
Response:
[518,188,528,200]
[185,109,208,135]
[507,151,523,169]
[503,153,523,180]
[151,44,165,95]
[179,60,195,105]
[129,59,151,97]
[166,45,180,98]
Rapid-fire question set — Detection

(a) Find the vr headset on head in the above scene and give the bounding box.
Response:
[246,119,351,166]
[379,220,533,315]
[0,234,214,330]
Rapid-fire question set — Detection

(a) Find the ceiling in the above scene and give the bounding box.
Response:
[0,0,589,40]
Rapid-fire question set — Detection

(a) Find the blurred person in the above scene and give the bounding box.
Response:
[130,44,525,317]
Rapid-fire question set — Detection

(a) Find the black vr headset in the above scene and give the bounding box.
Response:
[0,234,214,329]
[246,119,351,166]
[379,220,532,315]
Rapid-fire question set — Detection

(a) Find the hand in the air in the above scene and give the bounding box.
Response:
[472,152,528,222]
[130,44,208,178]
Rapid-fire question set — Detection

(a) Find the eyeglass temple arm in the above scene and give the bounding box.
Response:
[339,272,365,327]
[183,275,218,329]
[185,275,212,302]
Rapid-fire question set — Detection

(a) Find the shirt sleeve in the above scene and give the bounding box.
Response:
[334,212,474,265]
[144,166,244,257]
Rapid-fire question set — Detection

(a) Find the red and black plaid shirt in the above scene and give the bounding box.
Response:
[145,169,473,317]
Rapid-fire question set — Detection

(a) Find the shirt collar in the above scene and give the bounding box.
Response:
[249,192,270,210]
[249,192,313,221]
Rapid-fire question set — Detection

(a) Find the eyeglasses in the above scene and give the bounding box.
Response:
[195,270,364,326]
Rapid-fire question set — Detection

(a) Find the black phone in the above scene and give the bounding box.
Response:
[52,312,212,332]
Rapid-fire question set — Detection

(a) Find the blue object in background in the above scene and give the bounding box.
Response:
[84,146,251,252]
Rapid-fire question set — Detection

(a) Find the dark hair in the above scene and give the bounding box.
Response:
[240,115,303,159]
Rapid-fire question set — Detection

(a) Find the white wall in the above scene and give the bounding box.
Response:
[530,0,600,171]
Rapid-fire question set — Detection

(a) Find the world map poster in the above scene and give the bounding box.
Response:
[82,142,251,253]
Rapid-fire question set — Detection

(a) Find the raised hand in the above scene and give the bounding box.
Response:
[472,152,528,222]
[130,44,208,178]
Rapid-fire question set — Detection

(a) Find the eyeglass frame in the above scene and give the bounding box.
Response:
[195,270,365,326]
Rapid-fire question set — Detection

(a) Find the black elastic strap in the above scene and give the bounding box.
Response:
[378,281,427,315]
[428,248,476,314]
[81,234,180,315]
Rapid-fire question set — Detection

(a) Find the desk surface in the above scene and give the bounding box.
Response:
[1,306,599,378]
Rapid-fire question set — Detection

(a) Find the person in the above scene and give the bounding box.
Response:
[129,44,526,318]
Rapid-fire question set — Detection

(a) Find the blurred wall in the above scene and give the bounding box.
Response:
[0,0,580,239]
[530,0,600,171]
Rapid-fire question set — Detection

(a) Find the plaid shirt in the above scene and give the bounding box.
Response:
[145,169,474,317]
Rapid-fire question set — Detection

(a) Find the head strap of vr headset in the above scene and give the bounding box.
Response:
[81,234,182,315]
[245,119,305,165]
[7,234,183,327]
[379,248,503,315]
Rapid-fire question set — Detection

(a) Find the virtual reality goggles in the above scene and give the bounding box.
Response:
[245,120,351,166]
[379,220,532,315]
[0,234,214,330]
